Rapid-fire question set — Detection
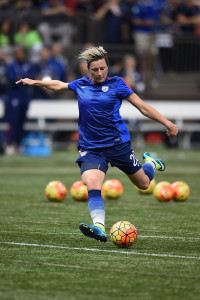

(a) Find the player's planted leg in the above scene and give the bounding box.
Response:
[79,189,107,242]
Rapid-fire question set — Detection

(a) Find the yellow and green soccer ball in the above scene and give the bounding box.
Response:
[45,181,67,202]
[110,221,137,248]
[136,178,156,194]
[70,180,88,201]
[102,179,124,199]
[172,181,190,201]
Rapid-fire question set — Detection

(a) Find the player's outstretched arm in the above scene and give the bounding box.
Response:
[127,93,178,138]
[16,78,69,92]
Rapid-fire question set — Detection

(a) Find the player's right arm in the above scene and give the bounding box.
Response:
[16,78,69,92]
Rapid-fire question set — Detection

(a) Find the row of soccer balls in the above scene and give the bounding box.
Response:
[137,179,191,202]
[45,178,190,202]
[45,179,124,202]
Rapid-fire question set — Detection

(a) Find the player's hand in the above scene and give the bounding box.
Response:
[16,78,35,86]
[166,122,178,138]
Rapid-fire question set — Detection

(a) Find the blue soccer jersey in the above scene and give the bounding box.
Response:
[68,76,133,150]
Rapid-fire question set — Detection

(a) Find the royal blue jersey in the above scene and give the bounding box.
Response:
[68,76,133,150]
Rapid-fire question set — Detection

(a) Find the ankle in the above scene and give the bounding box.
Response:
[95,222,105,232]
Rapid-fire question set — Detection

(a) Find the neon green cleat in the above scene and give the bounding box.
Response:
[79,223,107,242]
[143,152,166,171]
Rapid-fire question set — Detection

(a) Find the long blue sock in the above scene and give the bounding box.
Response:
[88,190,105,228]
[142,162,155,181]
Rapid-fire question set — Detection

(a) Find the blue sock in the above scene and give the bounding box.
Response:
[88,190,105,228]
[142,162,155,181]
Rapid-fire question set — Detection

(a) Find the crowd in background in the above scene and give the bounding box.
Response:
[1,0,200,154]
[1,0,200,92]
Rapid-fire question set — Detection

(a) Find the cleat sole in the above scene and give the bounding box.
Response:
[79,224,107,242]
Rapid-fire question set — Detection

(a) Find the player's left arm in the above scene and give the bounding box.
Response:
[127,92,178,138]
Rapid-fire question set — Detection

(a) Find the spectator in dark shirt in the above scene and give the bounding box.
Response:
[176,0,200,34]
[175,0,200,71]
[94,0,124,43]
[4,46,35,155]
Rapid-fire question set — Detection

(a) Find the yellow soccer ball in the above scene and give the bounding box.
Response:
[153,181,174,202]
[70,180,88,201]
[172,181,190,201]
[110,220,137,248]
[45,181,67,202]
[102,179,124,199]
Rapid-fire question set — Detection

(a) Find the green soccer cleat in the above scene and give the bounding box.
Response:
[142,152,166,171]
[79,223,107,242]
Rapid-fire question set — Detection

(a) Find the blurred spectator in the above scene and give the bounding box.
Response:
[4,46,35,155]
[158,0,180,73]
[131,0,161,74]
[38,0,76,47]
[108,58,123,77]
[0,47,9,97]
[33,46,66,99]
[159,0,180,34]
[0,19,12,58]
[120,0,137,43]
[94,0,124,43]
[0,19,12,47]
[72,59,90,79]
[121,54,145,96]
[174,0,200,71]
[175,0,200,34]
[14,21,43,63]
[41,0,75,16]
[68,42,93,80]
[49,42,68,82]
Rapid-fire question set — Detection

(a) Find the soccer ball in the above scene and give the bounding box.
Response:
[45,181,67,202]
[136,178,156,194]
[102,179,124,199]
[70,180,88,201]
[110,221,137,248]
[172,181,190,201]
[153,181,174,201]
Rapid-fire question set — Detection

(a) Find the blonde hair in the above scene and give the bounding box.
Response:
[78,46,108,68]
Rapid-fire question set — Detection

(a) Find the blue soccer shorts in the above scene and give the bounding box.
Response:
[76,141,142,175]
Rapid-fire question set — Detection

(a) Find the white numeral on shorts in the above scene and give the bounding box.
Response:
[130,150,140,167]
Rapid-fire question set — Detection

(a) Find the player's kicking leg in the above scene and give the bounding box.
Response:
[142,152,165,171]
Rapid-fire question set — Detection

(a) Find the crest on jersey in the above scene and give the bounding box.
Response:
[80,151,87,157]
[102,86,109,92]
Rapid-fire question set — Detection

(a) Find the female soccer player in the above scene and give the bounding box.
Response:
[16,46,178,242]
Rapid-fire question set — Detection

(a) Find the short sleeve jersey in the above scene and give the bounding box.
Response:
[68,76,133,150]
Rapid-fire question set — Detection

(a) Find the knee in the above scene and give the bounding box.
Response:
[83,177,99,190]
[136,180,150,190]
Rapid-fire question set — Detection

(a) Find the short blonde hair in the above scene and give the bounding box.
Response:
[78,46,108,68]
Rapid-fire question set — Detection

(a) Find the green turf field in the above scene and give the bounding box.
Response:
[0,146,199,300]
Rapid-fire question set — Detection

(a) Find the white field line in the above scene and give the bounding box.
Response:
[0,241,200,260]
[0,230,200,240]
